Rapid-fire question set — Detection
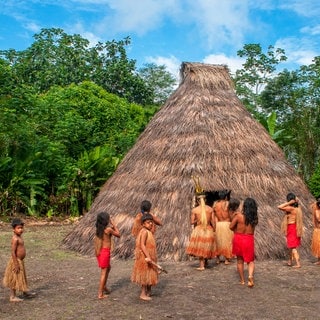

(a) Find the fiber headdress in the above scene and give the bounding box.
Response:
[192,176,207,227]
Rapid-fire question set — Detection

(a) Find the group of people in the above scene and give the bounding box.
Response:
[2,193,320,302]
[94,200,162,301]
[186,190,320,288]
[186,190,258,287]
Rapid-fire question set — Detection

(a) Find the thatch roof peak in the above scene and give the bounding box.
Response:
[63,62,314,261]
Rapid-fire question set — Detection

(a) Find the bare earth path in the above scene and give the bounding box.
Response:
[1,223,320,320]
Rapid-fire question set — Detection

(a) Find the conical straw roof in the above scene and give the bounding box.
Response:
[63,62,314,261]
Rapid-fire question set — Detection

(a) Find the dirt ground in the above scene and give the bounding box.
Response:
[1,222,320,320]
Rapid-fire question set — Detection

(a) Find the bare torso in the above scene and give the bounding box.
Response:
[12,234,26,260]
[213,200,230,222]
[229,213,254,234]
[191,205,214,227]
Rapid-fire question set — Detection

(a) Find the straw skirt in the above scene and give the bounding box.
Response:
[3,257,28,292]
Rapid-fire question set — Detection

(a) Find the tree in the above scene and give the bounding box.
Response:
[138,63,177,105]
[234,44,287,115]
[0,28,153,105]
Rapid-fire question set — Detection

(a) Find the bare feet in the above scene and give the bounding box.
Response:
[98,294,108,299]
[196,267,205,271]
[239,280,245,285]
[248,276,254,288]
[10,296,23,302]
[224,260,230,265]
[292,264,301,268]
[140,295,152,301]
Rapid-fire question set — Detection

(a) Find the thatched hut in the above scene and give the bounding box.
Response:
[63,62,314,261]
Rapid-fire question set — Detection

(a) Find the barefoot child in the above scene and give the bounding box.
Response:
[94,212,120,299]
[131,213,158,301]
[278,193,304,268]
[3,218,34,302]
[230,198,258,287]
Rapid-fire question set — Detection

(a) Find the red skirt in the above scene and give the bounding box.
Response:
[96,248,110,268]
[232,233,255,263]
[287,224,301,249]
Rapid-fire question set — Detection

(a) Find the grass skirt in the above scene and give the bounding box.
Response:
[131,230,158,286]
[186,225,216,259]
[3,257,28,292]
[311,228,320,258]
[215,221,233,259]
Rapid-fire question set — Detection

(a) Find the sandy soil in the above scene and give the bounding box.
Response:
[0,223,320,320]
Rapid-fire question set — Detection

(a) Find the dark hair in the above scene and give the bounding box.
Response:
[218,189,231,201]
[141,200,152,214]
[243,198,258,227]
[316,198,320,208]
[287,192,298,207]
[142,213,153,223]
[95,212,110,239]
[228,198,240,213]
[11,218,24,228]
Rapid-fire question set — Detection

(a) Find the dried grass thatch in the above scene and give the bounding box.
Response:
[63,62,314,261]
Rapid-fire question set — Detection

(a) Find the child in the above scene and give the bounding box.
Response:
[278,193,303,268]
[3,218,34,302]
[131,213,158,301]
[230,197,258,287]
[131,200,162,237]
[94,212,120,299]
[311,198,320,264]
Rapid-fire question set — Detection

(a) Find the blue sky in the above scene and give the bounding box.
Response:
[1,0,320,77]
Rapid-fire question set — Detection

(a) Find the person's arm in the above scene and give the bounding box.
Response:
[210,209,216,231]
[190,210,197,226]
[140,229,153,263]
[11,237,20,273]
[108,219,120,238]
[277,199,296,212]
[151,214,162,226]
[229,214,238,231]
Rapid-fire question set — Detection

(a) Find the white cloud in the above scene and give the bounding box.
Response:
[280,0,320,18]
[185,0,250,51]
[203,54,244,74]
[301,25,320,36]
[145,55,181,79]
[96,0,178,36]
[24,21,41,33]
[275,37,318,67]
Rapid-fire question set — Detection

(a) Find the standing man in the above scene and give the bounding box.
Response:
[213,190,233,265]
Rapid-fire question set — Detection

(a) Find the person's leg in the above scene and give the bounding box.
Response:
[247,261,255,287]
[98,268,107,299]
[237,256,245,284]
[292,248,301,268]
[286,249,293,266]
[146,285,152,296]
[103,267,111,293]
[140,285,151,301]
[196,257,205,270]
[10,289,23,302]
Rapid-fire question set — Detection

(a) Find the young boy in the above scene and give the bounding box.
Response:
[3,218,34,302]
